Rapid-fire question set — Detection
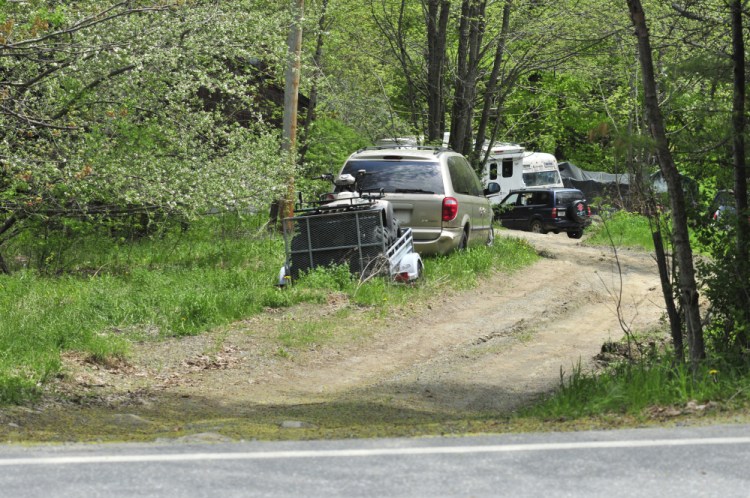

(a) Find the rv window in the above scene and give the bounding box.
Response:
[502,159,513,178]
[523,171,560,187]
[489,162,498,181]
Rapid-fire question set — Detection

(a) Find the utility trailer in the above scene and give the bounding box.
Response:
[278,199,422,285]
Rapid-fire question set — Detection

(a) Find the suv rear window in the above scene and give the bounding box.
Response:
[555,191,583,206]
[340,160,445,194]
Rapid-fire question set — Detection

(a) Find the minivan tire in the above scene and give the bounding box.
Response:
[459,227,469,250]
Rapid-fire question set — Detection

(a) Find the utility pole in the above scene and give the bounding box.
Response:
[282,0,304,222]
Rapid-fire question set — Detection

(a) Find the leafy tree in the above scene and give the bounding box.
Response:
[627,0,705,365]
[0,1,299,272]
[667,0,750,352]
[303,0,415,143]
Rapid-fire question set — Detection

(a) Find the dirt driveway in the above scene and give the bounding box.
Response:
[5,230,666,442]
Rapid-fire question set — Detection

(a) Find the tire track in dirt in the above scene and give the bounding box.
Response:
[47,230,665,423]
[209,230,664,416]
[344,239,662,415]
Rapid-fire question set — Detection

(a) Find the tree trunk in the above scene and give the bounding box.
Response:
[424,0,451,143]
[281,0,304,226]
[474,0,512,162]
[626,0,705,364]
[730,0,750,345]
[0,214,20,275]
[299,0,329,168]
[449,0,486,156]
[652,223,684,361]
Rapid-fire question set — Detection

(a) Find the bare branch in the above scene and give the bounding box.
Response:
[52,64,136,121]
[4,2,175,50]
[670,2,710,23]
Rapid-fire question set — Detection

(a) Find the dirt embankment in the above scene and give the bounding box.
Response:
[2,231,666,442]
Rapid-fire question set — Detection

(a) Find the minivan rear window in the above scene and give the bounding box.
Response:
[340,160,445,194]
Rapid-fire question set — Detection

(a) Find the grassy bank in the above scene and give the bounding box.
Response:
[0,216,538,404]
[585,211,655,250]
[522,351,750,422]
[532,208,750,423]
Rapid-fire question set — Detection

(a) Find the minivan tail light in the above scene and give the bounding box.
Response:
[442,197,458,221]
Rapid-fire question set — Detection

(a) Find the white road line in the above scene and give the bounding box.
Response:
[1,437,749,466]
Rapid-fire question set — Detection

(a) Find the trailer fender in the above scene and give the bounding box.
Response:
[396,252,423,281]
[278,265,289,287]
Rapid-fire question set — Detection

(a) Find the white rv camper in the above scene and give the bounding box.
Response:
[480,142,526,205]
[521,151,564,188]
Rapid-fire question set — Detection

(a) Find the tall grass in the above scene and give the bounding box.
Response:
[0,219,537,404]
[585,211,655,250]
[0,214,301,403]
[426,235,538,290]
[524,355,750,420]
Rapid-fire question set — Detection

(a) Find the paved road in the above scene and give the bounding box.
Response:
[1,424,748,497]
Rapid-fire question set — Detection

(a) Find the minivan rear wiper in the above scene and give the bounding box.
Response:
[395,188,434,194]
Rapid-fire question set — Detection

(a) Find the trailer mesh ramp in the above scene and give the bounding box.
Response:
[284,208,388,280]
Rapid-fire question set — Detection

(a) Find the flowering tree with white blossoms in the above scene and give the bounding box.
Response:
[0,0,293,272]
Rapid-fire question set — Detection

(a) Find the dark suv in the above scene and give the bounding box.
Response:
[495,188,591,239]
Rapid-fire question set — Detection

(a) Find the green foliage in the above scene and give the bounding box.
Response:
[1,2,292,257]
[503,71,610,166]
[30,5,67,28]
[585,211,655,251]
[0,216,537,404]
[525,353,750,420]
[427,231,538,290]
[0,214,294,402]
[2,0,748,407]
[302,117,370,176]
[296,264,356,292]
[695,218,750,354]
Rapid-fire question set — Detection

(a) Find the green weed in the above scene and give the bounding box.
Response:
[523,354,750,420]
[0,217,537,404]
[427,233,538,290]
[585,211,655,250]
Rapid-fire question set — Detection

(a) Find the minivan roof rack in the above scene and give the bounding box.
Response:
[355,145,453,154]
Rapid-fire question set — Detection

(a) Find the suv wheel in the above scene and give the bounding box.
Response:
[529,219,545,234]
[567,230,583,239]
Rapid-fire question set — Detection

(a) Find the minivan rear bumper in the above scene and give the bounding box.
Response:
[411,227,463,255]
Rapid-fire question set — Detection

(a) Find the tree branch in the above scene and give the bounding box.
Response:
[52,64,137,121]
[4,2,174,50]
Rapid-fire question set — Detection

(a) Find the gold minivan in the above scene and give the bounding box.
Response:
[335,147,494,255]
